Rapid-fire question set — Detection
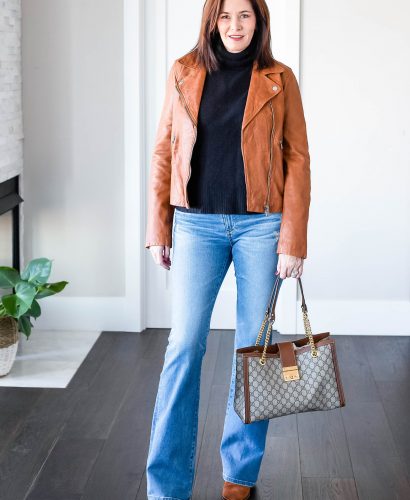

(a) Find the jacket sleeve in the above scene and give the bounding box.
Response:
[145,61,177,249]
[277,68,311,259]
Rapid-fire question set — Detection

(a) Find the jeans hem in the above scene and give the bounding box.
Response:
[223,473,256,487]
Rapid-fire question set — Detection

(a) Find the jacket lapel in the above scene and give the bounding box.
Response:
[175,54,285,130]
[174,64,206,127]
[242,62,284,130]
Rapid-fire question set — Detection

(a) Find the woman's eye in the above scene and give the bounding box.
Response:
[220,14,250,19]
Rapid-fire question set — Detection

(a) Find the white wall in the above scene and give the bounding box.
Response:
[22,0,125,297]
[21,0,144,332]
[301,0,410,334]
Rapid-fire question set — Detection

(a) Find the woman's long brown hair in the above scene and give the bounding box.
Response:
[188,0,276,73]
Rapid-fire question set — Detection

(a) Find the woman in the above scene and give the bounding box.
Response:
[145,0,310,498]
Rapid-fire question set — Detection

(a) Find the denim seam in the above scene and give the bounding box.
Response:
[187,372,200,489]
[228,214,238,232]
[186,248,232,496]
[221,214,235,243]
[147,384,162,458]
[205,247,232,322]
[223,473,256,487]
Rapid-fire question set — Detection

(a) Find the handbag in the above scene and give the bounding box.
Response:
[233,275,345,424]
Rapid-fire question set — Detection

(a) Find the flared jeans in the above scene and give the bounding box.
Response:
[146,209,283,500]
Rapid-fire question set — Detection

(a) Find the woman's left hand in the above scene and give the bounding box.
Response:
[276,254,304,279]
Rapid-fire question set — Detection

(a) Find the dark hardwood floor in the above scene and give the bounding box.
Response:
[0,330,409,500]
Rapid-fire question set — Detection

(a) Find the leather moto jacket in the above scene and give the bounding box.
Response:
[145,50,311,259]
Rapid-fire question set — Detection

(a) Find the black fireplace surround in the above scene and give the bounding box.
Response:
[0,175,23,271]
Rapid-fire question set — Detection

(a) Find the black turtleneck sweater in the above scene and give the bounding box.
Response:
[176,34,259,214]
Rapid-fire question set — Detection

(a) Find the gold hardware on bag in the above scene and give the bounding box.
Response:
[282,365,300,381]
[255,314,274,365]
[255,314,268,348]
[254,277,319,367]
[302,307,319,358]
[256,308,318,365]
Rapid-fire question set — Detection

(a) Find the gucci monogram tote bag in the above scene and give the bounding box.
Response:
[234,276,345,424]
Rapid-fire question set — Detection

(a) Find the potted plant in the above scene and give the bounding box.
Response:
[0,257,68,376]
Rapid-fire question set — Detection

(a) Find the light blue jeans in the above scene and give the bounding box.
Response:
[146,209,283,500]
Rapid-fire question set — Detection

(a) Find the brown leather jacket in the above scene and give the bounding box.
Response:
[145,50,311,258]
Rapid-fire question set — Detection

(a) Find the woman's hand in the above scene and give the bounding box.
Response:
[276,253,304,279]
[149,245,172,270]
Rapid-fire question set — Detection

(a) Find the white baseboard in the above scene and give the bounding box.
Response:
[30,296,142,333]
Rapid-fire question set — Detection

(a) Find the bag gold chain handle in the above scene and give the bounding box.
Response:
[255,276,318,365]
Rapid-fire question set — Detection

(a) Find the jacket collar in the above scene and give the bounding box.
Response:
[175,51,285,130]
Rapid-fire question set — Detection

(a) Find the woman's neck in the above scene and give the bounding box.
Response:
[213,34,258,69]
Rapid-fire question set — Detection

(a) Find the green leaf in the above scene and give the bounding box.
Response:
[21,258,53,285]
[2,282,37,319]
[36,281,69,299]
[2,294,18,317]
[0,267,21,288]
[18,315,32,339]
[27,299,41,318]
[15,282,37,313]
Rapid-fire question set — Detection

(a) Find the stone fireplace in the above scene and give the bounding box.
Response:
[1,0,23,271]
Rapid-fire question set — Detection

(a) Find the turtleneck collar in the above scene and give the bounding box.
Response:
[213,33,258,69]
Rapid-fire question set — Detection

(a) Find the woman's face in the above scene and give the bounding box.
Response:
[216,0,257,53]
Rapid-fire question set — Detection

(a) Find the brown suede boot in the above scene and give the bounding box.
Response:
[221,480,252,500]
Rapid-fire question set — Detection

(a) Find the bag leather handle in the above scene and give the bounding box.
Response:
[255,276,319,365]
[265,276,308,322]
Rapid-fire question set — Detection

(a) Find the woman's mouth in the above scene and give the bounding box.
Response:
[229,35,244,41]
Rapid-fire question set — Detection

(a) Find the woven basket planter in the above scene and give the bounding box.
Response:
[0,317,19,377]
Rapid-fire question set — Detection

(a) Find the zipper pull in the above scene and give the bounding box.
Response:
[264,204,269,216]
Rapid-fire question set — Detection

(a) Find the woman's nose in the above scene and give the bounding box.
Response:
[230,20,242,30]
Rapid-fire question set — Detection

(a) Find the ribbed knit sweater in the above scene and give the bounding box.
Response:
[175,33,259,214]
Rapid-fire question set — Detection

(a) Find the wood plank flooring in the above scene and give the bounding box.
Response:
[0,330,409,500]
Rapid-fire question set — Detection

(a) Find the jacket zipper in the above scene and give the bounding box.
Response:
[175,78,197,208]
[264,100,275,216]
[241,127,248,210]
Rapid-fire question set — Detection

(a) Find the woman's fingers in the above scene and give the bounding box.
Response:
[149,245,172,270]
[276,254,304,279]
